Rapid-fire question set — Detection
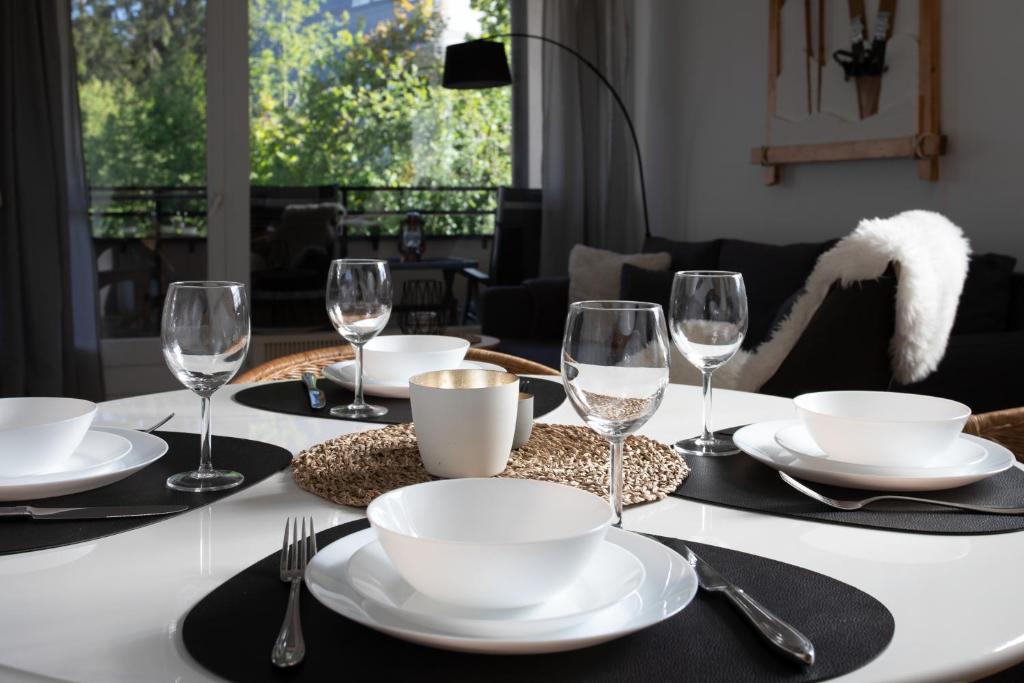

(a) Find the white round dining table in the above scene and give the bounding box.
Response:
[1,381,1021,683]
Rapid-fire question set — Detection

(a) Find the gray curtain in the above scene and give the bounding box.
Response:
[0,1,105,400]
[540,0,643,276]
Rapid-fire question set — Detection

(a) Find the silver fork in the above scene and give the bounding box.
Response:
[779,472,1024,515]
[272,517,317,667]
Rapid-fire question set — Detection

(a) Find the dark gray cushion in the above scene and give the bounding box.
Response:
[953,253,1017,334]
[642,237,722,271]
[759,274,896,398]
[900,330,1024,413]
[1010,273,1024,332]
[717,239,836,348]
[619,263,673,312]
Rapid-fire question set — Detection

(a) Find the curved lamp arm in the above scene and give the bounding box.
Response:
[487,32,651,239]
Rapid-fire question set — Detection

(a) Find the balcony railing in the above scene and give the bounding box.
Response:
[89,186,208,239]
[91,184,499,338]
[88,185,500,239]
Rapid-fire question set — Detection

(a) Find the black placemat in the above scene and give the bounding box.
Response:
[182,519,894,683]
[0,432,293,555]
[670,428,1024,535]
[233,376,566,425]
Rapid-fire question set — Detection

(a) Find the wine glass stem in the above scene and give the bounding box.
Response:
[609,436,625,528]
[353,343,366,408]
[700,369,714,443]
[197,395,213,477]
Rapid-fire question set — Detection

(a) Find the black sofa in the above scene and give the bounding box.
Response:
[481,237,1024,412]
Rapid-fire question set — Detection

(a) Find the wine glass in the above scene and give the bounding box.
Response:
[161,281,251,492]
[669,271,748,456]
[326,259,392,418]
[561,301,670,526]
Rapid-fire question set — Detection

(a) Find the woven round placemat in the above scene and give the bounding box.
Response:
[292,423,689,508]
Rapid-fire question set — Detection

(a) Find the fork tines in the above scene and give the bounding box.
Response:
[280,516,317,578]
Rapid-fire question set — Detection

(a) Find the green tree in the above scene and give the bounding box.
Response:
[469,0,509,37]
[73,0,207,187]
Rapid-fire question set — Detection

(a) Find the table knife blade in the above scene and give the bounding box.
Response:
[0,505,189,520]
[682,544,816,666]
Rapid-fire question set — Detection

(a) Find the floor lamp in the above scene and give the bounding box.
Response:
[442,36,651,239]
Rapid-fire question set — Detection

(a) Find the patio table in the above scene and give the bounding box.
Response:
[387,256,478,324]
[0,382,1021,682]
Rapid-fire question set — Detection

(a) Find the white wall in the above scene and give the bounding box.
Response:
[630,0,1024,261]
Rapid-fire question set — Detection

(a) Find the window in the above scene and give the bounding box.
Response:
[73,0,209,338]
[73,0,513,336]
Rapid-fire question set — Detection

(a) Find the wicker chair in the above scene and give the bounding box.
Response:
[965,408,1024,463]
[233,344,558,384]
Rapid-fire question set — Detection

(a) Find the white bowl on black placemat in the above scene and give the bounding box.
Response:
[305,526,698,654]
[0,427,169,501]
[735,420,1015,492]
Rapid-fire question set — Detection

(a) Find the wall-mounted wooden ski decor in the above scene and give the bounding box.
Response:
[753,0,943,185]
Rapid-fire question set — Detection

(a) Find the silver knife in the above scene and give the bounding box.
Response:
[0,505,188,520]
[301,372,326,410]
[682,544,816,665]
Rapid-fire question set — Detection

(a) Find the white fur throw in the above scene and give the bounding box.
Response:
[669,210,971,390]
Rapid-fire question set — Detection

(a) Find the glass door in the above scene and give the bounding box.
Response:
[247,0,511,333]
[72,0,209,339]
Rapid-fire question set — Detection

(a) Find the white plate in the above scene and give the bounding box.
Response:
[323,360,507,398]
[0,427,169,501]
[306,526,698,654]
[346,537,646,638]
[0,430,133,485]
[774,422,987,470]
[736,420,1015,491]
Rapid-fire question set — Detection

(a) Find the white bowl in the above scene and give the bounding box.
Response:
[0,397,97,476]
[793,391,971,468]
[362,335,470,384]
[367,478,615,609]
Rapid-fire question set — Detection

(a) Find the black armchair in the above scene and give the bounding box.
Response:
[462,187,542,323]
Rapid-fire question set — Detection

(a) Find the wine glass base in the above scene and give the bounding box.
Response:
[166,470,245,492]
[330,403,388,419]
[674,435,740,457]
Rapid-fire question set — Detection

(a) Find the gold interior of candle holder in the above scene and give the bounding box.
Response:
[410,369,520,390]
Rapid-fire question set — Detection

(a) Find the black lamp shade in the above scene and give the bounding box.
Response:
[442,40,512,89]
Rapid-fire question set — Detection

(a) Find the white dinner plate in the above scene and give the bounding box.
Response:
[736,419,1015,491]
[323,359,507,398]
[0,427,169,501]
[346,537,646,638]
[306,526,698,654]
[773,422,987,470]
[0,430,133,484]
